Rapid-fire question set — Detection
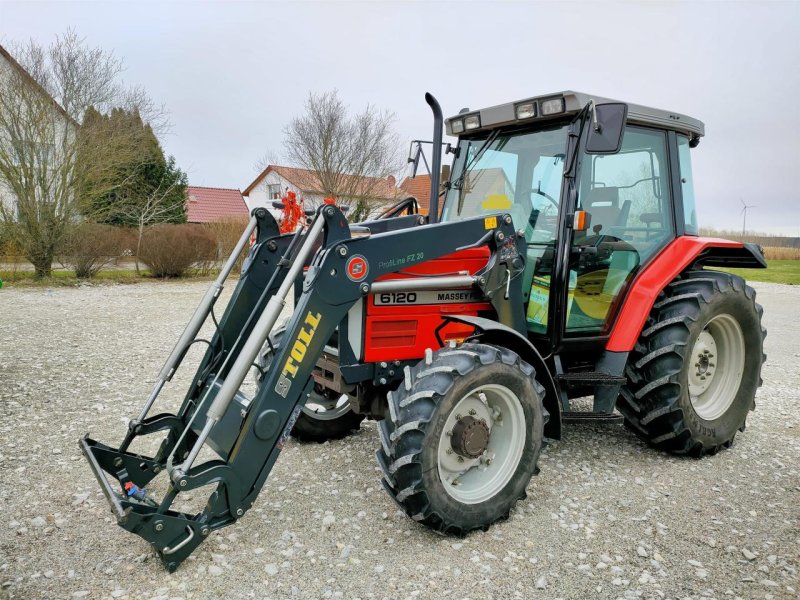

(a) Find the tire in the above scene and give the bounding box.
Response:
[377,343,547,534]
[255,328,364,442]
[618,270,766,456]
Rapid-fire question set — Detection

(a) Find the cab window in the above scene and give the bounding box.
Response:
[441,125,569,241]
[677,134,699,235]
[563,126,673,334]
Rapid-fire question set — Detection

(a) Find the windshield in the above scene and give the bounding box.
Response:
[442,125,569,244]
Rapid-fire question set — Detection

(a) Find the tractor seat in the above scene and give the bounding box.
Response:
[582,187,622,234]
[640,212,663,226]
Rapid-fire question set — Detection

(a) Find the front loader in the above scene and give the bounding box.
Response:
[82,92,767,570]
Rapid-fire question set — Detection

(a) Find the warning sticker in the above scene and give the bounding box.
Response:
[484,216,498,230]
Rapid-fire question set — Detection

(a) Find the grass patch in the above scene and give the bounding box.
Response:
[713,260,800,285]
[0,268,219,288]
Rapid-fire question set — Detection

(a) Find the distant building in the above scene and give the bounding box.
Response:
[242,165,403,216]
[0,44,78,215]
[186,186,249,223]
[399,166,450,216]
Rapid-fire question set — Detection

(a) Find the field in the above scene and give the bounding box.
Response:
[717,260,800,285]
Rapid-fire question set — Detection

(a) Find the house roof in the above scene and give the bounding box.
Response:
[244,165,403,201]
[186,186,250,223]
[399,174,435,215]
[0,43,79,127]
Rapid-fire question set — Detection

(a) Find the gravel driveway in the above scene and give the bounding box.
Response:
[0,280,798,600]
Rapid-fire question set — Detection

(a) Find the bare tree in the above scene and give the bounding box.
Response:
[253,150,282,175]
[116,179,185,274]
[283,91,403,222]
[0,31,168,276]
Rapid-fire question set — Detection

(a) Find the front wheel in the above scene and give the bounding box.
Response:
[618,270,766,456]
[377,343,547,534]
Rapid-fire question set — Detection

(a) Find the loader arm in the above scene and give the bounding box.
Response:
[80,205,523,571]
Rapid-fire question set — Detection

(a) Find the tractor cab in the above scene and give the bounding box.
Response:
[440,91,704,355]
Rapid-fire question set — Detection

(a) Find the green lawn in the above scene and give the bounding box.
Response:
[714,260,800,285]
[0,268,218,288]
[2,261,798,288]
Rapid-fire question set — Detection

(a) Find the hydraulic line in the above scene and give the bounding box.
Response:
[173,213,327,476]
[163,225,306,472]
[134,216,258,424]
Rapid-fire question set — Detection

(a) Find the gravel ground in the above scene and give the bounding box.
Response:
[0,280,798,600]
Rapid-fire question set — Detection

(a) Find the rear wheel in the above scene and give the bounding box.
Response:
[618,270,766,456]
[256,328,364,442]
[377,343,547,534]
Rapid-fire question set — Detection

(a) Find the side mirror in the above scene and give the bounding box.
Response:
[407,142,422,178]
[586,102,628,154]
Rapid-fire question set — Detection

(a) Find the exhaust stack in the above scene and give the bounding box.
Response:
[425,93,443,223]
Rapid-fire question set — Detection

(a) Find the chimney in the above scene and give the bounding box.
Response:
[440,165,450,186]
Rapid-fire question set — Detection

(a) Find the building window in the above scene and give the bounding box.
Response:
[267,184,282,200]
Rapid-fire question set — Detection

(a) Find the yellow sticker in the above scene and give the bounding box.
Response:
[484,216,498,230]
[481,194,511,210]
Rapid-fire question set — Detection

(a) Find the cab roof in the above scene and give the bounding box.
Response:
[445,90,705,139]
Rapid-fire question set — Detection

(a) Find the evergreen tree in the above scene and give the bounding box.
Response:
[78,107,187,226]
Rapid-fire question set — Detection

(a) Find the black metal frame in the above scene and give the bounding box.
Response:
[81,205,525,571]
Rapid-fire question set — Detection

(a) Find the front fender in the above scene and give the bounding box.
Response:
[446,315,561,440]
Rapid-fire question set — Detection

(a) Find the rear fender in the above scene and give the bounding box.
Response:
[607,236,764,352]
[691,241,767,269]
[446,315,561,440]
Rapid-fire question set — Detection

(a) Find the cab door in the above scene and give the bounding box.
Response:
[565,126,675,335]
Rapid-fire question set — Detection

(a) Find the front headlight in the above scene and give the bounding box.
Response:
[540,97,566,116]
[515,102,537,119]
[451,119,465,134]
[464,114,481,130]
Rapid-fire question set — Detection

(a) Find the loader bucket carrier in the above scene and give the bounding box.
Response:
[82,91,766,571]
[81,200,524,570]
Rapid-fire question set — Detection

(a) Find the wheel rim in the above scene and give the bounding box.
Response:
[302,390,351,421]
[258,334,352,422]
[688,313,745,421]
[436,384,526,505]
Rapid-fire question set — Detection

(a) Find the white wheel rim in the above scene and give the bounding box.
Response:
[436,384,526,504]
[302,393,351,421]
[688,313,745,421]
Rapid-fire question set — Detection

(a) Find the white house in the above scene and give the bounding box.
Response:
[242,165,404,218]
[0,43,78,215]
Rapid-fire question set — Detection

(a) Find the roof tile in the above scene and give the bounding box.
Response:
[186,186,249,223]
[244,165,403,201]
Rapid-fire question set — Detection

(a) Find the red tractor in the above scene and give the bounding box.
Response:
[82,92,766,570]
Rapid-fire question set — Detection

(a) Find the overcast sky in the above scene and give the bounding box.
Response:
[2,1,798,234]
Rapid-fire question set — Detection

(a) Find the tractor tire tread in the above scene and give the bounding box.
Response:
[618,269,765,456]
[377,342,546,535]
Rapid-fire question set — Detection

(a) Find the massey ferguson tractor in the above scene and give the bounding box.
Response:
[81,91,766,570]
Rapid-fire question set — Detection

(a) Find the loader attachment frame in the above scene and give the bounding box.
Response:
[81,204,524,571]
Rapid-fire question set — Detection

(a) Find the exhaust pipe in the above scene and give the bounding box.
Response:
[425,92,443,224]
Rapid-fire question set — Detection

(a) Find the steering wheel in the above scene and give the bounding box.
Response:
[575,233,638,264]
[531,189,559,209]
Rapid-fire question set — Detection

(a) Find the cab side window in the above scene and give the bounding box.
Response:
[677,134,699,235]
[580,127,672,261]
[563,127,674,334]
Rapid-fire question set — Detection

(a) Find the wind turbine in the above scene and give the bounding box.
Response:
[740,198,757,236]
